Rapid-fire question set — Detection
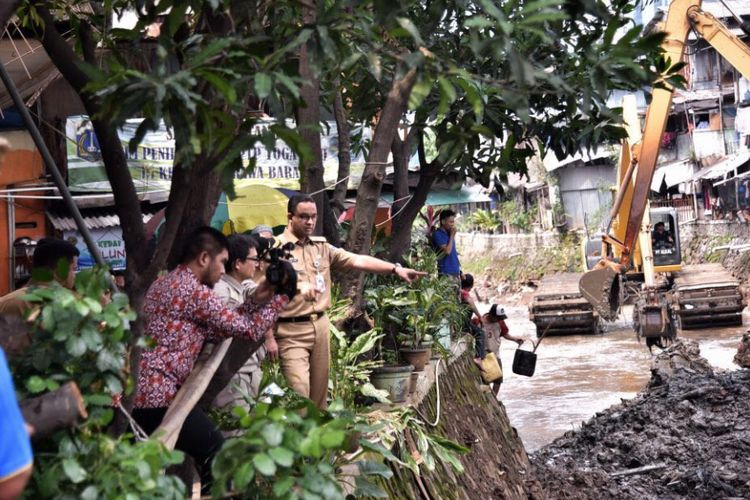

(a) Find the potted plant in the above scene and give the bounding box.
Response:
[365,285,415,403]
[397,312,434,372]
[369,349,413,404]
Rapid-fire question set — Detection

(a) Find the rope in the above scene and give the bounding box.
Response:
[116,402,149,441]
[375,194,414,227]
[413,358,441,427]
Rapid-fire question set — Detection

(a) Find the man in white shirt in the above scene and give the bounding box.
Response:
[213,234,279,407]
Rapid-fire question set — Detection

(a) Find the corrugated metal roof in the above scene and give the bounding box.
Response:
[692,150,750,182]
[651,160,694,192]
[47,211,155,231]
[543,147,614,172]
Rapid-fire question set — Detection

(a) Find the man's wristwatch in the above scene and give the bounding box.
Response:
[391,263,402,275]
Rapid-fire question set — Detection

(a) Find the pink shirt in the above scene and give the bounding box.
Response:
[135,266,288,408]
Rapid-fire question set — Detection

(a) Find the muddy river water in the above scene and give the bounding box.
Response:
[492,304,746,452]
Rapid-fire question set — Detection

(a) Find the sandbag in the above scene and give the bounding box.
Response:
[480,352,503,383]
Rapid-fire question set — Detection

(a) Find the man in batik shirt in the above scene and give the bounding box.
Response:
[132,227,293,493]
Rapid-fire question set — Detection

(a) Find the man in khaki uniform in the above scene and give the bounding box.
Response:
[276,194,425,408]
[0,238,79,317]
[0,238,79,355]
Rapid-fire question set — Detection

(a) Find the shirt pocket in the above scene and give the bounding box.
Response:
[292,261,308,279]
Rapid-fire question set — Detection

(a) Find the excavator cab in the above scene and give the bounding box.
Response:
[649,207,681,269]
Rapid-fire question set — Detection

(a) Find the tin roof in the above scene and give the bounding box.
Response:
[47,210,155,231]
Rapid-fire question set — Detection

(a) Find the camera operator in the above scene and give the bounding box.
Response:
[275,194,425,409]
[212,234,280,410]
[132,227,295,494]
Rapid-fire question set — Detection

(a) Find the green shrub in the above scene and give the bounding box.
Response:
[10,267,186,498]
[212,400,392,499]
[30,432,185,500]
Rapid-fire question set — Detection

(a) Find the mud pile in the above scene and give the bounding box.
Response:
[531,340,750,500]
[735,333,750,369]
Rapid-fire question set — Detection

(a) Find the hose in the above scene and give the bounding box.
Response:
[414,358,441,427]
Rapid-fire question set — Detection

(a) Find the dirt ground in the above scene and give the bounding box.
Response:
[530,340,750,500]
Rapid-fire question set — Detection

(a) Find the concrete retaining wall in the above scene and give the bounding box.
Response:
[679,220,750,282]
[680,220,750,243]
[455,231,561,261]
[379,350,540,499]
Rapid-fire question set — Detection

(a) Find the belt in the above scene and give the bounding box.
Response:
[277,312,325,323]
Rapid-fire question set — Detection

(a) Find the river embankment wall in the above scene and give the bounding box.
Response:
[379,349,542,499]
[679,220,750,282]
[455,231,561,261]
[455,231,580,286]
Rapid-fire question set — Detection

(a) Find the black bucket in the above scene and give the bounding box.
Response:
[512,348,537,377]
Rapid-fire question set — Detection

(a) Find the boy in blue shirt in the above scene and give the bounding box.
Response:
[432,209,461,278]
[0,347,33,498]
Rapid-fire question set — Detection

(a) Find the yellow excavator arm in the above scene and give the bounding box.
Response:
[580,0,750,320]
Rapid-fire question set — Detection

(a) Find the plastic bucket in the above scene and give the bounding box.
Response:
[512,348,537,377]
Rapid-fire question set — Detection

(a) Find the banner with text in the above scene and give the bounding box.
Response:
[63,228,126,270]
[66,116,374,192]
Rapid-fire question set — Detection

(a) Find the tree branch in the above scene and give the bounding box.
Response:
[21,382,87,440]
[342,66,418,303]
[331,84,351,213]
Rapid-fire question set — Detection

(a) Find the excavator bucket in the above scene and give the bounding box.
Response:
[579,266,621,321]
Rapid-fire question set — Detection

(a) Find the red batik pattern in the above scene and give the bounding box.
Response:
[135,266,288,408]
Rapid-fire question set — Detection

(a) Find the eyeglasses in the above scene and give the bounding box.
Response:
[294,214,317,221]
[246,256,263,262]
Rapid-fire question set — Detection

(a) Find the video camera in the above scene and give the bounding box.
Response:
[257,239,298,299]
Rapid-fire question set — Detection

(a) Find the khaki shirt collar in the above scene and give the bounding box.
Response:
[282,227,311,246]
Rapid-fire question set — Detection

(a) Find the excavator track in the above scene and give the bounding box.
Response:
[672,264,744,329]
[529,273,600,336]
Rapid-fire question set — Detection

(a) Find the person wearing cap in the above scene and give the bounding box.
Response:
[481,304,524,395]
[251,224,274,239]
[276,194,426,408]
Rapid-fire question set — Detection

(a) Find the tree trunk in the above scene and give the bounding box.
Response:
[198,338,264,410]
[0,315,30,355]
[166,160,224,269]
[20,382,87,440]
[331,86,351,215]
[296,0,326,233]
[36,7,149,282]
[341,68,418,304]
[388,161,441,261]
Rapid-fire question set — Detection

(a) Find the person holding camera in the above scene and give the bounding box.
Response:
[276,194,426,409]
[212,234,279,408]
[132,227,296,493]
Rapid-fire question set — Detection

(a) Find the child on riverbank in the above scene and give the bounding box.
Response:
[480,304,525,395]
[460,274,487,369]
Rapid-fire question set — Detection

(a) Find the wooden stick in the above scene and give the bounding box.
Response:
[198,337,264,410]
[20,382,87,440]
[610,463,666,478]
[152,339,233,449]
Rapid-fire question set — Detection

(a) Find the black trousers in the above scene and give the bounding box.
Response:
[132,406,224,493]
